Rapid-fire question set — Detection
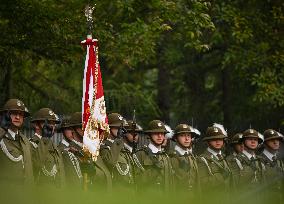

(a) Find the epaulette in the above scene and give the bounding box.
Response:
[134,145,148,153]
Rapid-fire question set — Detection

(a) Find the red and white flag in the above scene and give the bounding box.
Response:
[81,35,109,161]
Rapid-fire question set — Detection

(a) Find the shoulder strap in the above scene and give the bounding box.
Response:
[234,157,243,170]
[200,156,213,176]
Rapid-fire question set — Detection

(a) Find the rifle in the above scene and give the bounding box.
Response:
[131,109,137,154]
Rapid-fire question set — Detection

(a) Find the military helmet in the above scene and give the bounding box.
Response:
[203,126,227,141]
[31,108,60,123]
[69,112,82,127]
[144,120,169,134]
[58,117,72,131]
[0,99,30,117]
[108,113,128,127]
[229,133,243,145]
[174,124,197,138]
[126,120,143,132]
[242,128,263,143]
[263,129,283,142]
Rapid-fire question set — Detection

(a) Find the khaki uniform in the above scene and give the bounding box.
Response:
[58,140,82,187]
[72,140,112,192]
[259,151,284,189]
[134,145,173,192]
[229,151,265,187]
[259,129,284,201]
[0,128,33,186]
[100,138,135,190]
[30,134,65,187]
[198,149,232,191]
[169,148,200,194]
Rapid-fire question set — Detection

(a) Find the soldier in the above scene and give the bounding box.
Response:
[169,124,200,196]
[100,113,137,191]
[0,99,33,186]
[57,117,73,152]
[228,133,244,157]
[112,120,142,191]
[67,112,112,192]
[259,129,284,201]
[100,113,128,170]
[57,117,82,188]
[29,108,65,187]
[134,120,173,193]
[197,126,232,195]
[228,128,265,198]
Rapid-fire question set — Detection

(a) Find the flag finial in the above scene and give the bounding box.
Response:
[84,3,95,38]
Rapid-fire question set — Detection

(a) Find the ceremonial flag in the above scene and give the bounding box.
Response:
[81,35,109,161]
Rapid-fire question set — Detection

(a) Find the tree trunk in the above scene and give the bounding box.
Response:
[0,53,12,106]
[222,67,231,131]
[157,63,170,123]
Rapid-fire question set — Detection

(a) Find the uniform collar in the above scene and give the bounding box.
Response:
[61,139,70,147]
[243,149,256,159]
[35,133,42,140]
[72,139,83,148]
[263,149,276,162]
[124,142,133,152]
[175,145,191,156]
[148,142,162,154]
[7,129,18,140]
[107,138,114,143]
[207,147,222,159]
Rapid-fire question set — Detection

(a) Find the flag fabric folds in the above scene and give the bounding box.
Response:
[81,36,109,161]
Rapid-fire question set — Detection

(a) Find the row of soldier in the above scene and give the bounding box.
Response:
[0,99,283,201]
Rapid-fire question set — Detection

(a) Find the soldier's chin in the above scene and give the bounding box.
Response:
[11,122,22,128]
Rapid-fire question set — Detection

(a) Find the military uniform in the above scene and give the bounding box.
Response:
[134,120,173,193]
[0,99,33,186]
[226,133,243,159]
[57,116,83,187]
[259,129,284,201]
[197,126,232,193]
[169,124,200,194]
[100,113,136,191]
[67,112,112,192]
[228,129,265,195]
[29,108,65,187]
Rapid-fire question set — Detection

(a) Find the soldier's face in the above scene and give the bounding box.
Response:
[151,132,165,145]
[208,139,224,150]
[126,132,138,143]
[244,137,258,150]
[10,110,24,128]
[265,139,280,151]
[177,133,192,148]
[234,143,244,153]
[110,128,119,137]
[75,127,84,137]
[63,128,73,141]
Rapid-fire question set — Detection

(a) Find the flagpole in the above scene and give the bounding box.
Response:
[82,3,95,191]
[81,2,110,191]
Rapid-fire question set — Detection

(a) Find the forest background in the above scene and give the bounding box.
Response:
[1,0,283,136]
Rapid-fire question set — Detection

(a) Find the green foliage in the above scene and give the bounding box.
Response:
[0,0,283,131]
